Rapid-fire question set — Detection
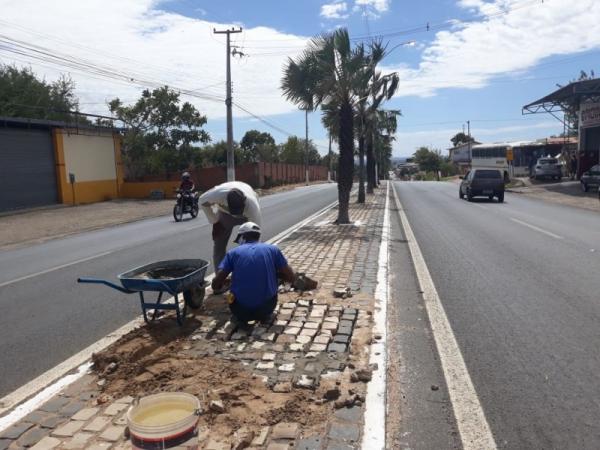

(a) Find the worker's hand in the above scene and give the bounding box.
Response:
[212,222,225,240]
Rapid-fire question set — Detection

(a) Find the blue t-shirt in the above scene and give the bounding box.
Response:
[218,242,288,308]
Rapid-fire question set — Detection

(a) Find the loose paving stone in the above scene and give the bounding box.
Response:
[296,335,311,345]
[251,426,270,446]
[334,406,363,423]
[0,422,33,440]
[83,416,111,433]
[62,432,94,449]
[271,422,299,440]
[294,375,316,389]
[322,322,338,331]
[333,334,351,345]
[256,361,275,370]
[236,343,247,352]
[38,397,70,414]
[262,352,276,361]
[309,344,327,352]
[327,343,347,353]
[72,407,99,421]
[99,425,125,442]
[328,423,360,442]
[29,436,61,450]
[283,327,301,336]
[298,299,311,307]
[304,322,320,330]
[52,420,84,438]
[16,426,49,447]
[300,328,318,338]
[314,335,330,345]
[278,363,295,372]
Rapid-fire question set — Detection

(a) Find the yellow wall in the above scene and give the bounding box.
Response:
[54,129,122,205]
[121,181,180,199]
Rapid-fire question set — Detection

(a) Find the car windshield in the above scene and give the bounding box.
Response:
[474,170,502,179]
[539,159,558,165]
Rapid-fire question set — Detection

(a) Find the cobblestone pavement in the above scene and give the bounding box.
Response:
[0,188,387,450]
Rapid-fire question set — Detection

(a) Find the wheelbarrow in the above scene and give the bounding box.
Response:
[78,259,210,326]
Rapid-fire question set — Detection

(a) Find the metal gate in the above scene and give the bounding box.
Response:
[0,126,58,212]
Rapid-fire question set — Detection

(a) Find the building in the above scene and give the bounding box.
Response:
[523,78,600,177]
[0,116,122,212]
[448,141,480,174]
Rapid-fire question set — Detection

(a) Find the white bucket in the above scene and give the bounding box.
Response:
[127,392,201,450]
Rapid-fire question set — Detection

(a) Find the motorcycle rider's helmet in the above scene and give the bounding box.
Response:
[234,221,261,244]
[182,171,191,181]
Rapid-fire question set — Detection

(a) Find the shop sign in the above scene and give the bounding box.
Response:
[580,102,600,129]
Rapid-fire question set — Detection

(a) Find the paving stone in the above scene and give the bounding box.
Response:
[278,363,295,372]
[83,416,110,432]
[71,407,99,421]
[276,334,296,344]
[294,375,315,389]
[114,396,134,404]
[271,422,299,440]
[262,352,276,361]
[305,351,320,358]
[329,306,343,312]
[288,321,304,328]
[281,303,296,309]
[38,396,70,414]
[325,441,354,450]
[0,422,33,440]
[0,439,10,450]
[274,320,288,327]
[303,321,320,330]
[327,343,347,353]
[23,411,52,425]
[231,330,250,340]
[58,401,87,417]
[261,332,277,342]
[112,413,128,426]
[51,420,84,438]
[343,308,357,316]
[251,426,270,446]
[304,362,321,374]
[103,403,129,417]
[251,341,266,349]
[295,335,312,345]
[322,322,338,331]
[29,436,61,450]
[283,327,301,336]
[272,382,292,393]
[62,432,94,449]
[256,361,275,370]
[289,343,306,351]
[236,343,248,352]
[319,329,333,337]
[99,425,125,442]
[310,310,325,319]
[336,326,353,336]
[314,335,330,345]
[297,299,311,307]
[339,319,354,328]
[39,415,67,429]
[16,426,49,447]
[324,316,339,323]
[300,328,318,338]
[328,422,360,442]
[309,343,327,352]
[334,406,363,423]
[333,334,351,344]
[296,435,323,450]
[266,443,289,450]
[85,444,112,450]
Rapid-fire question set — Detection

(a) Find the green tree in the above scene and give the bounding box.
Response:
[108,86,210,177]
[279,136,320,165]
[240,130,279,162]
[413,147,442,175]
[0,65,83,122]
[450,132,475,147]
[195,140,244,168]
[283,29,372,223]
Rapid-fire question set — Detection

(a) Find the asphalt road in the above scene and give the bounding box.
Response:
[0,183,338,397]
[392,181,600,449]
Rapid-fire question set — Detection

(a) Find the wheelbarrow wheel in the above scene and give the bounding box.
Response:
[184,286,205,309]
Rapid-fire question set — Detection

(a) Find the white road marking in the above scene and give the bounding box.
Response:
[0,195,342,429]
[0,251,113,288]
[510,218,564,240]
[392,183,497,450]
[362,182,390,450]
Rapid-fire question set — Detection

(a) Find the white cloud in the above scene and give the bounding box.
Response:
[0,0,309,121]
[386,0,600,98]
[321,1,350,19]
[354,0,391,16]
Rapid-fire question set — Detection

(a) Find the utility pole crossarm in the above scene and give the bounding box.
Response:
[213,27,243,182]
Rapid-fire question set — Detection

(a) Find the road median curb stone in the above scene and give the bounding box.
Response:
[1,187,389,449]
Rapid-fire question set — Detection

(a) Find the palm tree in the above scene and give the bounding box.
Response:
[373,109,400,183]
[282,29,370,224]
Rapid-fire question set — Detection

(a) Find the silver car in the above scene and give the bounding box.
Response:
[581,164,600,192]
[534,158,562,180]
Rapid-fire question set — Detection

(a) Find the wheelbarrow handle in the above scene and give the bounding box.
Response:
[77,277,135,294]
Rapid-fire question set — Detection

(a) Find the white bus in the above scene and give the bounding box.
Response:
[470,143,511,182]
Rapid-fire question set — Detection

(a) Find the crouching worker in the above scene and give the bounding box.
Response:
[211,222,295,324]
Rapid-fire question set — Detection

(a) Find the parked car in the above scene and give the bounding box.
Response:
[581,164,600,192]
[533,157,562,180]
[459,169,505,202]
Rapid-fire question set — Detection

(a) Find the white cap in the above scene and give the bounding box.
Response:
[234,221,261,243]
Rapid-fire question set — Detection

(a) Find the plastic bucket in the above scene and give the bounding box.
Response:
[127,393,201,450]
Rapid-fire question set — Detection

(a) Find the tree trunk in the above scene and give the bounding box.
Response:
[366,132,375,193]
[358,133,365,203]
[336,101,354,224]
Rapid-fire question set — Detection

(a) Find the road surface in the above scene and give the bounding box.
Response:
[0,183,338,397]
[389,181,600,449]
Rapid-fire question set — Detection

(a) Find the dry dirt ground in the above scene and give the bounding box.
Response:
[0,181,329,250]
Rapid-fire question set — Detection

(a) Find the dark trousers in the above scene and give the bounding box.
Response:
[213,211,246,270]
[229,295,277,323]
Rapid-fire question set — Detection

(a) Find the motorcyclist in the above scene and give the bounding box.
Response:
[179,172,196,193]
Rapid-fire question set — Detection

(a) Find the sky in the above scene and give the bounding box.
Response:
[1,0,600,157]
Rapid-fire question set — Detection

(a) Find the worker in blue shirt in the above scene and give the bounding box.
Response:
[211,222,296,324]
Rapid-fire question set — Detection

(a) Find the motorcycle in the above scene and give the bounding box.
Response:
[173,189,199,222]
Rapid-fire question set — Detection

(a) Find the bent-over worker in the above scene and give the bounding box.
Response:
[198,181,262,270]
[211,222,295,324]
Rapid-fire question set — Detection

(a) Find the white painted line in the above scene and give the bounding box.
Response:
[0,251,113,288]
[510,218,564,240]
[362,182,391,450]
[392,183,497,450]
[0,195,342,430]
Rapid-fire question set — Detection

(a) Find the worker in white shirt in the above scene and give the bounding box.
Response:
[198,181,262,271]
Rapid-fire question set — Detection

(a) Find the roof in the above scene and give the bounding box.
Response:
[0,116,122,132]
[523,78,600,114]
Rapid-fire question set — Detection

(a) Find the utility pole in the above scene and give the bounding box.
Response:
[214,27,242,182]
[467,119,472,168]
[328,133,332,182]
[305,109,309,185]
